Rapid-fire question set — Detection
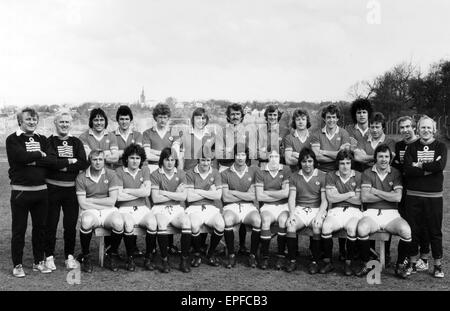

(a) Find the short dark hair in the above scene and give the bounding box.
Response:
[291,109,311,129]
[336,149,354,167]
[17,107,39,126]
[264,105,282,122]
[350,98,373,124]
[191,107,209,128]
[298,147,318,169]
[116,105,133,122]
[321,104,341,120]
[153,103,171,120]
[373,144,392,162]
[122,143,146,168]
[158,147,178,168]
[369,112,386,129]
[226,103,244,123]
[89,108,108,129]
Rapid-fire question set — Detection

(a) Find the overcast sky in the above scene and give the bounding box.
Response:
[1,0,450,107]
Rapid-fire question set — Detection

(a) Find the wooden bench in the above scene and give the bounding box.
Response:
[95,225,391,268]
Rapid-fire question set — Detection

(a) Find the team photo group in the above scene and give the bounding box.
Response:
[6,98,446,283]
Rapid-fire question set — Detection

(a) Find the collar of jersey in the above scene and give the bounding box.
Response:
[322,126,340,140]
[158,167,177,178]
[86,167,106,182]
[299,168,318,177]
[88,129,108,137]
[115,128,133,136]
[371,165,391,174]
[194,165,213,179]
[293,129,309,139]
[16,129,41,137]
[123,167,141,178]
[231,164,249,175]
[263,163,283,172]
[355,124,369,136]
[367,133,385,143]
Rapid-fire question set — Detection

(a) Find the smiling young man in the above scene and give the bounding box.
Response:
[283,109,312,172]
[321,150,363,276]
[257,105,284,167]
[79,108,119,168]
[284,148,328,274]
[256,150,291,270]
[116,144,156,271]
[150,147,190,273]
[7,108,60,277]
[44,110,89,272]
[356,144,411,279]
[185,155,224,268]
[403,116,447,278]
[222,144,260,268]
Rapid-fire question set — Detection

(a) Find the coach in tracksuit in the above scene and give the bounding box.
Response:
[44,110,89,271]
[403,115,447,278]
[7,108,64,277]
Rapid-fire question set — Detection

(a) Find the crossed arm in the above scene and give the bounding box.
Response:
[78,189,119,211]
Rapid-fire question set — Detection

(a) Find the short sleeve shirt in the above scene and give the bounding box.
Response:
[76,168,120,199]
[325,170,362,209]
[310,127,351,172]
[221,165,257,204]
[283,130,312,171]
[142,127,177,163]
[115,166,150,207]
[361,166,403,210]
[255,165,291,205]
[289,169,326,208]
[150,168,186,206]
[79,129,118,153]
[185,167,222,206]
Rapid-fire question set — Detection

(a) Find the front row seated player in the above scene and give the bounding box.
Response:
[320,149,363,276]
[356,144,412,279]
[222,145,261,269]
[150,147,191,273]
[115,144,157,271]
[285,148,328,274]
[186,155,225,268]
[256,150,290,270]
[76,150,123,273]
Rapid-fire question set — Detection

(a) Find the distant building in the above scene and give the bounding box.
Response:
[138,88,158,108]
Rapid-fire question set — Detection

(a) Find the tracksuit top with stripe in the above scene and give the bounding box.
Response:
[403,139,447,196]
[46,135,89,186]
[6,131,65,188]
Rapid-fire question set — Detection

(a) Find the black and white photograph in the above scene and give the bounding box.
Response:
[1,0,449,296]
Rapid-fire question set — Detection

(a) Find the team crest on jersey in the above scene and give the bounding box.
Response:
[106,139,110,144]
[423,146,429,152]
[248,177,252,182]
[169,136,174,141]
[25,137,41,152]
[131,139,135,144]
[351,182,356,187]
[57,141,73,157]
[140,177,144,182]
[315,181,320,185]
[175,177,179,181]
[388,181,393,186]
[29,137,34,142]
[104,179,109,184]
[279,175,283,179]
[210,177,214,182]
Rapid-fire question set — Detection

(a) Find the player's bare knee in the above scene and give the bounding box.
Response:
[80,215,95,230]
[110,216,124,232]
[357,222,370,237]
[277,213,288,228]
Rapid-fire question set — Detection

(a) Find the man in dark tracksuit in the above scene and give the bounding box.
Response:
[403,116,447,278]
[7,108,68,277]
[44,111,89,271]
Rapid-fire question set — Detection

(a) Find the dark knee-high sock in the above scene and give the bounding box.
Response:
[346,238,357,261]
[131,235,138,250]
[359,238,371,262]
[397,239,410,264]
[145,230,157,256]
[239,224,246,248]
[192,232,202,254]
[286,233,297,261]
[124,234,135,257]
[109,230,123,254]
[157,233,169,258]
[224,228,235,255]
[339,238,346,255]
[80,230,92,255]
[168,234,174,246]
[277,229,287,256]
[250,228,261,255]
[200,232,208,247]
[322,237,333,261]
[180,230,192,257]
[311,238,321,262]
[207,230,223,257]
[260,229,271,258]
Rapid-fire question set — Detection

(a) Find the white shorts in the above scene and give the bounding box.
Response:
[362,209,401,230]
[293,206,320,227]
[223,203,258,223]
[80,207,118,227]
[119,205,151,224]
[260,203,289,220]
[152,204,185,223]
[185,204,221,224]
[325,207,363,229]
[148,164,159,173]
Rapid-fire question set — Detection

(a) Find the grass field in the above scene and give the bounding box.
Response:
[0,161,449,291]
